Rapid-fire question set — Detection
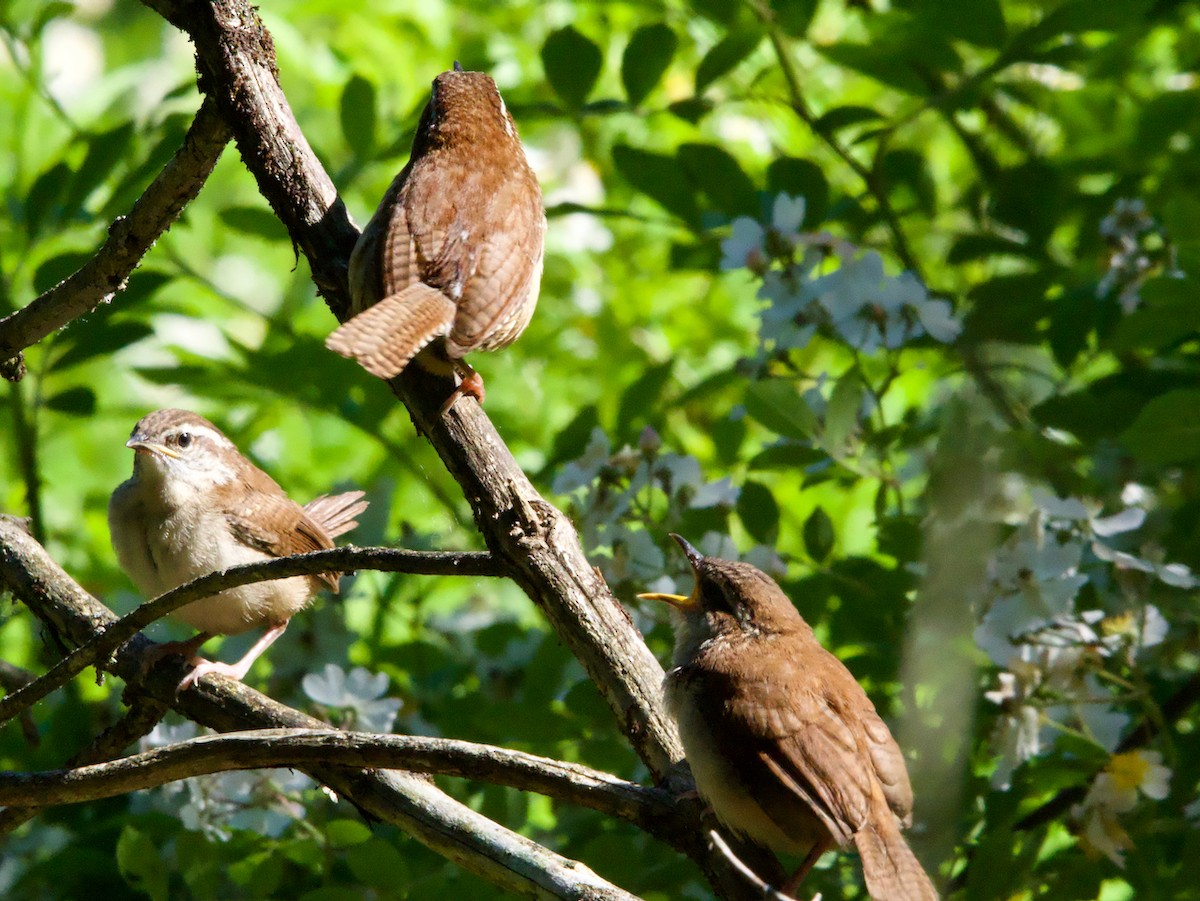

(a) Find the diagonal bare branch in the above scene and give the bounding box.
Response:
[0,97,231,371]
[136,0,682,785]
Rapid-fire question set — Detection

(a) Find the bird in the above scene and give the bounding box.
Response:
[108,408,368,690]
[326,64,546,411]
[638,534,938,901]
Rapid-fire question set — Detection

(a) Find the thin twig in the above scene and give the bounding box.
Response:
[0,546,503,725]
[708,830,805,901]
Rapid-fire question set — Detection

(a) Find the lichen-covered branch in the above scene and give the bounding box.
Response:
[0,97,231,371]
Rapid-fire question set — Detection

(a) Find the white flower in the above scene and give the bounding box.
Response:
[720,217,767,272]
[975,520,1088,665]
[758,269,818,350]
[1073,749,1172,866]
[991,703,1041,789]
[913,295,961,342]
[303,664,402,732]
[552,428,611,494]
[719,194,807,272]
[771,193,806,236]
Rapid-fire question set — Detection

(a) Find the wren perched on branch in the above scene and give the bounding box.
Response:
[108,409,368,689]
[327,65,546,411]
[640,534,938,901]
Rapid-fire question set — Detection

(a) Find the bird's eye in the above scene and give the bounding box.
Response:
[177,432,192,449]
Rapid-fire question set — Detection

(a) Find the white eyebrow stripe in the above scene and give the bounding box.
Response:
[176,425,233,447]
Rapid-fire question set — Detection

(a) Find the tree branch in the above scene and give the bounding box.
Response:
[0,693,170,834]
[0,728,681,838]
[0,544,502,725]
[0,516,642,900]
[136,0,682,786]
[0,97,231,370]
[67,1,787,895]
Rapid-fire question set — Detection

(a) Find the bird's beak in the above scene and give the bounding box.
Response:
[636,590,697,610]
[669,533,704,570]
[636,533,704,610]
[126,436,179,459]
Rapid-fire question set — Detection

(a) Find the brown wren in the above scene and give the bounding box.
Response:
[639,534,938,901]
[108,409,368,690]
[326,64,546,410]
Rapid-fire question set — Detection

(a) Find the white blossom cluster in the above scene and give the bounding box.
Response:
[978,488,1186,799]
[552,427,781,595]
[137,665,401,838]
[1097,197,1183,313]
[138,720,313,841]
[720,194,961,354]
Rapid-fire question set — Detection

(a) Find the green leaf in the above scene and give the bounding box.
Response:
[676,143,758,217]
[738,480,780,543]
[617,361,674,442]
[220,205,287,240]
[24,161,71,238]
[879,149,936,217]
[340,73,377,157]
[54,322,153,370]
[622,24,677,106]
[1109,278,1200,352]
[767,158,827,224]
[44,387,97,415]
[612,145,699,226]
[345,838,409,887]
[64,124,135,217]
[542,27,603,110]
[770,0,820,36]
[1122,390,1200,464]
[29,1,75,37]
[326,818,372,848]
[748,442,828,471]
[803,506,835,561]
[33,252,91,294]
[695,31,762,92]
[744,380,817,440]
[822,369,863,455]
[908,0,1006,47]
[814,105,884,135]
[116,826,169,901]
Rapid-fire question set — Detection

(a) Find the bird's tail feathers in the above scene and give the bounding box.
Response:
[326,283,455,379]
[853,818,938,901]
[304,491,369,538]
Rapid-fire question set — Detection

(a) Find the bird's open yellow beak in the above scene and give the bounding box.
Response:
[635,587,700,610]
[636,533,705,609]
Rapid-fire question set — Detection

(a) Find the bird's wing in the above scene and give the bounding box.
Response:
[445,173,545,354]
[216,470,340,592]
[699,632,888,845]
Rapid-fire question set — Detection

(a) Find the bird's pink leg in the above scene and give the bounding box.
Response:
[179,621,289,690]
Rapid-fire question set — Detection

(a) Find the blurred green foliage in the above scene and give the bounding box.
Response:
[3,0,1200,899]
